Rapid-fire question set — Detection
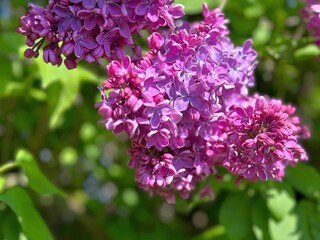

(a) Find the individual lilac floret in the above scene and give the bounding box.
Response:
[96,6,259,202]
[302,0,320,48]
[17,0,184,68]
[219,95,310,182]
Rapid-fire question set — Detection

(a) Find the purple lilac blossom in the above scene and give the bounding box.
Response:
[96,5,265,203]
[302,0,320,48]
[214,95,310,182]
[17,0,184,69]
[18,1,308,202]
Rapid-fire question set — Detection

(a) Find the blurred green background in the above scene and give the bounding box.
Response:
[1,0,320,239]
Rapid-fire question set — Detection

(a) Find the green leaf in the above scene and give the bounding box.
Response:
[269,214,300,240]
[285,164,320,201]
[251,197,271,240]
[0,176,5,193]
[15,149,65,197]
[175,0,219,14]
[266,187,295,220]
[296,200,320,240]
[0,56,15,97]
[0,209,21,240]
[35,58,98,129]
[35,57,97,88]
[294,44,320,61]
[193,225,227,240]
[0,187,54,240]
[219,193,251,240]
[296,200,313,240]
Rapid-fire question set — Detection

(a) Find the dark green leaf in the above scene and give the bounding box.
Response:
[0,209,21,240]
[285,164,320,201]
[0,187,54,240]
[0,56,15,97]
[296,200,320,240]
[219,193,251,240]
[251,197,271,240]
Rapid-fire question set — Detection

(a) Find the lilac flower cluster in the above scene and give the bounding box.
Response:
[17,0,184,69]
[18,0,310,203]
[96,5,262,202]
[302,0,320,47]
[216,95,310,182]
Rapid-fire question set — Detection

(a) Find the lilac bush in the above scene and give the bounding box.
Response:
[18,1,310,203]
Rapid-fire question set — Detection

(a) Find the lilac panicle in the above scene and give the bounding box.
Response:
[218,95,310,181]
[96,4,310,202]
[17,0,185,68]
[96,6,261,202]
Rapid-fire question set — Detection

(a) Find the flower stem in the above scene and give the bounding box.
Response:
[0,162,18,175]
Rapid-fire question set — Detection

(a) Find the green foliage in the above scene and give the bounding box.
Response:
[219,193,251,240]
[34,58,98,129]
[286,164,320,201]
[294,44,320,61]
[0,208,21,240]
[266,186,295,220]
[297,200,320,240]
[251,197,271,240]
[1,0,320,239]
[175,0,220,14]
[0,187,53,240]
[0,177,5,193]
[15,149,65,196]
[193,225,226,240]
[269,213,300,240]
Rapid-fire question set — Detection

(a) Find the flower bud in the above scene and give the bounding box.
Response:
[148,32,164,50]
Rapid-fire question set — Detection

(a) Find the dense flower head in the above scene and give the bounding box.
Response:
[302,0,320,47]
[17,0,184,69]
[96,6,261,202]
[216,95,310,182]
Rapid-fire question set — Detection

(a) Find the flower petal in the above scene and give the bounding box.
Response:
[174,97,189,112]
[109,3,122,17]
[135,3,148,16]
[83,0,96,9]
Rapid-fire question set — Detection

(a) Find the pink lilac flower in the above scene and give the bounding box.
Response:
[217,95,310,182]
[17,0,184,68]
